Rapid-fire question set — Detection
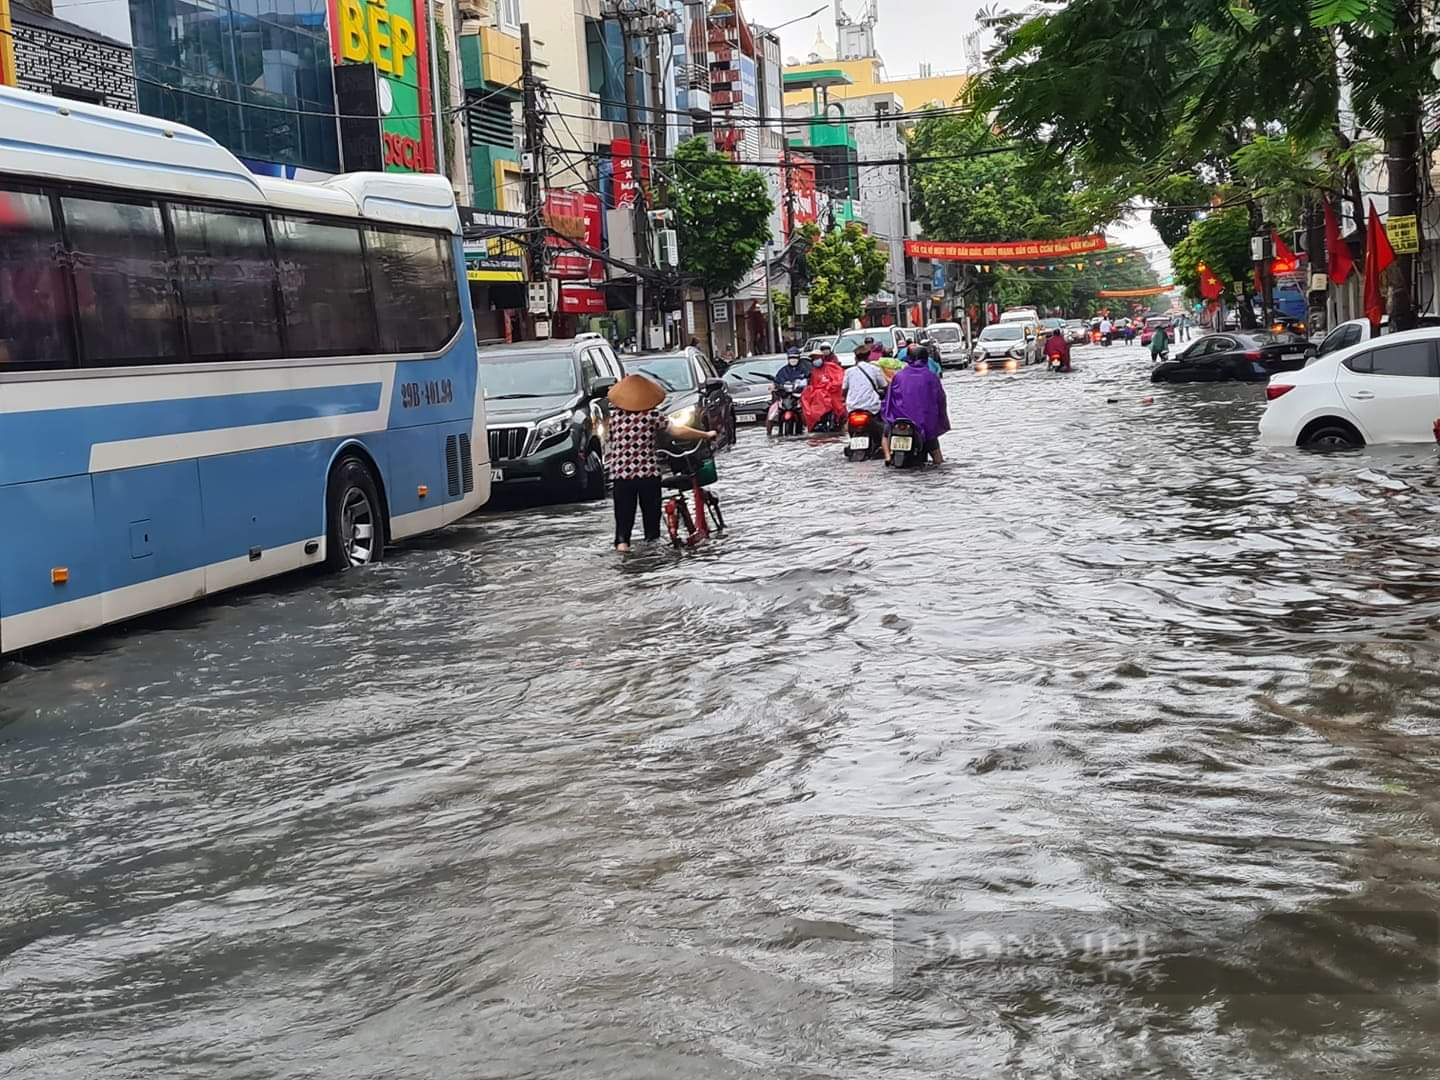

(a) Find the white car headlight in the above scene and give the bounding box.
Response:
[668,405,698,427]
[535,411,571,442]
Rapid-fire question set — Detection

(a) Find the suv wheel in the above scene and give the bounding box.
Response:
[581,447,606,500]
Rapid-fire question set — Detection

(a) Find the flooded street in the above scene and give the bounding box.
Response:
[9,343,1440,1077]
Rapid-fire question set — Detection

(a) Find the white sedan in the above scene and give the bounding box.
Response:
[1258,327,1440,450]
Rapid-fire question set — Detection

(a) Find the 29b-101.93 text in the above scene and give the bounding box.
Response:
[400,379,455,409]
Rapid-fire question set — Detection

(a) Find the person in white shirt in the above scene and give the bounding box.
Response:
[1098,316,1113,345]
[843,348,886,411]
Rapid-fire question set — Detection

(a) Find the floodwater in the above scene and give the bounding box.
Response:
[7,343,1440,1078]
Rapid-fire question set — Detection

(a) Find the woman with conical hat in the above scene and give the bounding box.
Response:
[605,374,716,552]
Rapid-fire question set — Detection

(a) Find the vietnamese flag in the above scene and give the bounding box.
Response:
[1363,202,1396,331]
[1198,262,1223,300]
[1323,198,1355,284]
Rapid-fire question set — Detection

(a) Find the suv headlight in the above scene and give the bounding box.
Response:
[668,405,698,427]
[534,411,572,443]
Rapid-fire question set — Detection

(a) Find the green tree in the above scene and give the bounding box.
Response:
[666,137,774,330]
[1170,207,1252,313]
[909,111,1084,245]
[799,223,888,334]
[770,289,792,329]
[974,0,1438,328]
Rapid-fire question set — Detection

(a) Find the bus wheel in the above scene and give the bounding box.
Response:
[326,457,385,570]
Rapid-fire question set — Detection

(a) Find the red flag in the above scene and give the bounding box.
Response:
[1323,198,1355,285]
[1271,230,1298,274]
[1363,202,1396,331]
[1198,262,1223,301]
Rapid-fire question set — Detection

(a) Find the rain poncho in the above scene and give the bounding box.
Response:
[801,358,846,430]
[882,353,951,445]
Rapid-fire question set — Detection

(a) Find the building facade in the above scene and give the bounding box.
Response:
[11,0,136,110]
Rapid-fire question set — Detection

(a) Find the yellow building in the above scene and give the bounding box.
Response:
[781,57,969,113]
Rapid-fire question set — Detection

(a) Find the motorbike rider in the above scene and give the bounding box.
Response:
[766,347,810,436]
[882,345,949,466]
[1099,315,1113,346]
[1043,327,1072,372]
[802,347,847,432]
[843,346,887,440]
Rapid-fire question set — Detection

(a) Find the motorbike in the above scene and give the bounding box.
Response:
[843,409,884,460]
[887,418,925,470]
[775,380,806,437]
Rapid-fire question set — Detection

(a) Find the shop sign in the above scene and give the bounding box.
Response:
[1387,214,1420,255]
[612,138,651,210]
[330,0,435,173]
[544,190,604,280]
[461,207,526,283]
[558,285,607,315]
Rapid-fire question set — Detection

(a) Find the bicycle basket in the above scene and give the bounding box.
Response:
[665,443,718,486]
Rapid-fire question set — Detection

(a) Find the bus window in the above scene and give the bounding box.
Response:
[0,187,73,369]
[273,216,374,357]
[61,195,181,366]
[170,204,283,360]
[366,227,461,353]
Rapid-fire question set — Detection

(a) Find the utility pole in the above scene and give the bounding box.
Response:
[783,147,798,342]
[647,30,667,161]
[520,23,547,339]
[763,242,776,353]
[619,16,650,350]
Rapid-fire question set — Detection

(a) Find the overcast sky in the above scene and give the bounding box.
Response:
[741,0,1171,271]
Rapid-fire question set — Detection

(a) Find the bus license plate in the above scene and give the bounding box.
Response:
[849,436,870,450]
[491,469,504,482]
[890,435,913,451]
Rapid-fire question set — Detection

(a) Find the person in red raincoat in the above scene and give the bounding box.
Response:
[801,349,846,431]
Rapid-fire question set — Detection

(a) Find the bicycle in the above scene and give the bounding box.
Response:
[659,443,726,547]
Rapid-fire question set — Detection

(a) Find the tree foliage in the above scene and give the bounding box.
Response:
[1170,207,1252,302]
[667,138,774,297]
[799,223,888,334]
[995,256,1161,318]
[909,112,1084,243]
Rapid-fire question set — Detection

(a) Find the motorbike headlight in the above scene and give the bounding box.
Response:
[535,411,572,442]
[668,405,698,427]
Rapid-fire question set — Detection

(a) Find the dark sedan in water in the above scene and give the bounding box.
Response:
[724,355,786,426]
[621,352,737,447]
[1151,331,1311,384]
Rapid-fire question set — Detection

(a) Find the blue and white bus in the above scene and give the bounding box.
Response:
[0,86,491,653]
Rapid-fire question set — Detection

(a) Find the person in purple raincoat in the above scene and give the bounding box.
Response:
[881,345,949,465]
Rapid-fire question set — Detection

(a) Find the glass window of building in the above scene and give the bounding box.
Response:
[129,0,340,173]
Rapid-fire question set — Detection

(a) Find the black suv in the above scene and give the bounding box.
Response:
[478,338,622,501]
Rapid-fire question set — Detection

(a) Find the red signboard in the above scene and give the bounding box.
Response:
[611,138,651,210]
[558,284,607,315]
[544,190,603,280]
[904,235,1108,262]
[783,152,818,242]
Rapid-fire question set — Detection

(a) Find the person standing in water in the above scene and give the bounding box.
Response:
[604,374,715,552]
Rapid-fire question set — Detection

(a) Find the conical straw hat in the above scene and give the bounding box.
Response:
[608,373,666,412]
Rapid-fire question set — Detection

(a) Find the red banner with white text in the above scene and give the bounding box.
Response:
[905,235,1108,262]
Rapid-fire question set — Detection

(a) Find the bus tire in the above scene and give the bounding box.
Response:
[326,456,385,570]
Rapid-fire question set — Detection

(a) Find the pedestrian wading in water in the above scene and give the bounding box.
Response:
[605,374,716,552]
